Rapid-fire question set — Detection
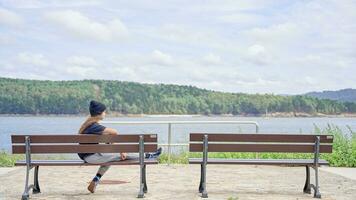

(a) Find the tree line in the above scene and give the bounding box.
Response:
[1,77,355,115]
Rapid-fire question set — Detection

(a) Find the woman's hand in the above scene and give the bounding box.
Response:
[120,153,127,160]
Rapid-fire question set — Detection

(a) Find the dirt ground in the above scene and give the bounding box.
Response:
[0,164,355,200]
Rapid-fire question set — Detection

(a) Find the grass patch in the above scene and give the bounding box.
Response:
[0,151,24,167]
[317,124,356,167]
[158,152,189,164]
[0,152,74,167]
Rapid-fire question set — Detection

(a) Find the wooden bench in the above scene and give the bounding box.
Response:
[189,133,334,198]
[11,134,158,200]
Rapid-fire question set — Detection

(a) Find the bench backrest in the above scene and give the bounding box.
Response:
[12,134,157,154]
[189,133,333,153]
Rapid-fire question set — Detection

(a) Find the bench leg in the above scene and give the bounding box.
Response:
[138,165,145,198]
[201,135,208,198]
[143,165,147,193]
[311,136,321,198]
[201,164,208,198]
[33,166,41,194]
[137,135,145,198]
[303,166,311,194]
[313,165,321,198]
[199,164,203,193]
[22,165,31,200]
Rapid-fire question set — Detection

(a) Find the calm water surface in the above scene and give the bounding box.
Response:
[0,116,355,152]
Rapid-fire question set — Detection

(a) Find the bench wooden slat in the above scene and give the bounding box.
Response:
[188,158,329,165]
[12,144,157,154]
[11,134,157,143]
[189,143,332,153]
[14,159,158,166]
[190,133,333,143]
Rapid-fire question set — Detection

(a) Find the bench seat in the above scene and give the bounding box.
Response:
[189,158,329,166]
[15,159,158,166]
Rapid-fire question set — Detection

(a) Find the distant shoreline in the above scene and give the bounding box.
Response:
[1,112,356,118]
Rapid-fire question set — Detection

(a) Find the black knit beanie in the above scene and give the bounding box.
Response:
[89,100,106,116]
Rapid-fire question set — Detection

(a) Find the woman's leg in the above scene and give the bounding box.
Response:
[85,153,122,164]
[85,153,124,176]
[84,150,160,193]
[125,153,139,160]
[85,153,138,175]
[84,153,122,193]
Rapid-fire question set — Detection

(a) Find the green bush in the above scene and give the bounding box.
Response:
[0,151,23,167]
[317,124,356,167]
[0,152,72,167]
[158,152,189,164]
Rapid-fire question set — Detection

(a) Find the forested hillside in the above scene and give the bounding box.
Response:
[1,77,356,115]
[306,89,356,102]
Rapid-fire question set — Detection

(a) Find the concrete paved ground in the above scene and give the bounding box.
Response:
[0,165,355,200]
[320,167,356,181]
[0,167,18,177]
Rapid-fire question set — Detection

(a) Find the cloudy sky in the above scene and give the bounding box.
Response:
[0,0,355,94]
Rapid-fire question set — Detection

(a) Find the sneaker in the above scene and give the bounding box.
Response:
[145,147,162,159]
[87,180,99,193]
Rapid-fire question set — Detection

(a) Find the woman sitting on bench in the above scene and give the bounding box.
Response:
[78,100,162,193]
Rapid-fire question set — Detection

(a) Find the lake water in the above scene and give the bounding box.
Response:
[1,116,355,153]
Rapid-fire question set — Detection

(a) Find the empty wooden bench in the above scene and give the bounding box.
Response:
[11,134,158,200]
[189,133,333,198]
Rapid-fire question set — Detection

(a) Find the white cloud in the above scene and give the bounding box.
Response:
[1,1,356,94]
[16,52,49,67]
[149,50,173,66]
[44,10,128,41]
[245,44,270,65]
[108,66,141,81]
[1,0,101,9]
[244,22,300,44]
[0,8,23,27]
[65,56,100,78]
[0,34,15,44]
[218,13,262,25]
[202,53,221,65]
[186,0,280,12]
[110,50,174,67]
[154,24,223,49]
[65,66,95,77]
[66,56,99,67]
